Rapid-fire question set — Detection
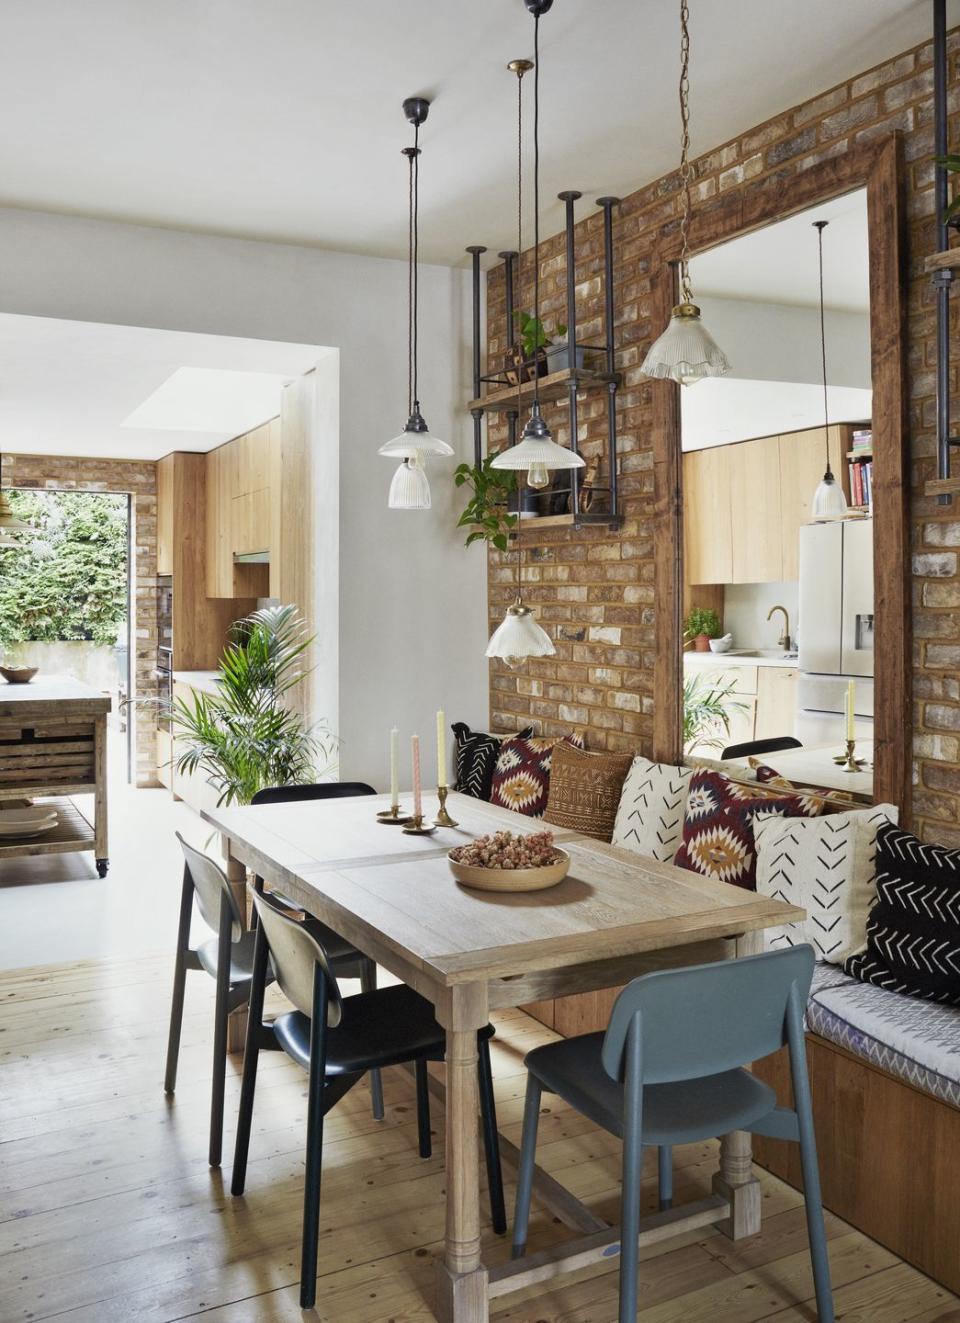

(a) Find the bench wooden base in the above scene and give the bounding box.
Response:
[753,1033,960,1296]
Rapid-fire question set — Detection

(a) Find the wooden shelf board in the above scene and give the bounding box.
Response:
[508,511,622,538]
[468,367,620,413]
[925,248,960,273]
[0,797,94,859]
[925,475,960,497]
[846,451,873,460]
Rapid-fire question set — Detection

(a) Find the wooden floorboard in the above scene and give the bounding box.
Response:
[0,956,956,1323]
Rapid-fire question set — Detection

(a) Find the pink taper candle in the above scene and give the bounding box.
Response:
[411,734,422,820]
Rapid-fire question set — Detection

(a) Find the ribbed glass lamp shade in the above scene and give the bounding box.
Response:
[485,602,555,670]
[379,410,454,459]
[388,456,432,510]
[812,471,848,520]
[0,492,31,535]
[640,302,731,386]
[491,412,584,489]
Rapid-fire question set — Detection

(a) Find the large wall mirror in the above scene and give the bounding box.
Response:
[652,137,910,816]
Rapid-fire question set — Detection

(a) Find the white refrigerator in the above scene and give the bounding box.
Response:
[797,518,874,743]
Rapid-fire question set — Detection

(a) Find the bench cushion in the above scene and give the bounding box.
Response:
[807,969,960,1108]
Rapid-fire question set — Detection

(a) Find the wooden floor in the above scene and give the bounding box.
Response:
[0,955,957,1323]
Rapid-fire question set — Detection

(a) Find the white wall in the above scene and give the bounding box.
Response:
[723,581,800,651]
[0,206,490,789]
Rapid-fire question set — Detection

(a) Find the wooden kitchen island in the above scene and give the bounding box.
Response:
[0,676,110,876]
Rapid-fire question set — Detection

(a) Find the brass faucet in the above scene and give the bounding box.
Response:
[767,605,792,653]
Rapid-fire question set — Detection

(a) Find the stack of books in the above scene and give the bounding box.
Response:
[848,427,873,510]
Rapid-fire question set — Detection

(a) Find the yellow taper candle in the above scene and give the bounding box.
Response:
[846,680,856,741]
[390,727,399,810]
[436,709,447,788]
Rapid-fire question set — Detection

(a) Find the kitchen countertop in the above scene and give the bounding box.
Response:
[684,650,798,669]
[172,670,222,695]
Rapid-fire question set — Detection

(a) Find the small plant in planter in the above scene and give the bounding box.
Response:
[934,152,960,230]
[683,673,747,753]
[684,606,722,653]
[454,456,518,552]
[507,311,567,383]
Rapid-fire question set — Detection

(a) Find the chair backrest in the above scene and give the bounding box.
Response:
[177,833,243,943]
[601,945,815,1085]
[250,889,343,1028]
[251,782,377,806]
[721,735,802,760]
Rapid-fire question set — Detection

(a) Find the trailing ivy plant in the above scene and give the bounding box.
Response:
[454,456,519,552]
[513,310,566,360]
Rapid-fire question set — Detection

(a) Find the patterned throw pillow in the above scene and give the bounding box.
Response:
[672,767,826,891]
[544,743,633,841]
[755,804,899,963]
[611,757,694,862]
[451,723,532,801]
[490,732,585,818]
[844,823,960,1006]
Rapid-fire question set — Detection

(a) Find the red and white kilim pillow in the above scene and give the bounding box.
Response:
[490,732,585,818]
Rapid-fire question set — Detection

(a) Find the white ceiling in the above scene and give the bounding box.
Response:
[0,315,327,459]
[0,0,941,266]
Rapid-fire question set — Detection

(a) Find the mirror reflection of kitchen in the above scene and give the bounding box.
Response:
[680,189,874,798]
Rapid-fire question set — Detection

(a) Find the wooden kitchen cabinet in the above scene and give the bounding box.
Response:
[730,437,783,582]
[232,487,271,556]
[205,420,280,596]
[205,443,235,599]
[156,454,175,576]
[778,426,848,580]
[755,666,799,741]
[683,446,733,584]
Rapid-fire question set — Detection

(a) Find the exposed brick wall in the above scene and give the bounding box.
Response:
[486,31,960,846]
[3,454,160,787]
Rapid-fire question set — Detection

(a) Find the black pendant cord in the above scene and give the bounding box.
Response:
[532,11,542,419]
[412,120,420,416]
[407,141,415,419]
[515,60,525,424]
[815,219,833,480]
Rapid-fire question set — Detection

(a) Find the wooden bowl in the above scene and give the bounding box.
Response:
[448,848,570,893]
[0,666,37,684]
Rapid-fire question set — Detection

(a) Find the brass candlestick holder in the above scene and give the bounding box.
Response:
[832,738,866,772]
[434,785,459,828]
[402,811,437,836]
[377,803,413,825]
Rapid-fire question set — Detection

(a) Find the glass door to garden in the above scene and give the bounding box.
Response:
[0,489,132,780]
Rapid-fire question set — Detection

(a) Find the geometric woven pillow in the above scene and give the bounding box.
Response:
[451,723,532,801]
[611,757,693,862]
[543,741,633,841]
[672,766,826,891]
[844,822,960,1005]
[490,731,585,818]
[755,803,899,964]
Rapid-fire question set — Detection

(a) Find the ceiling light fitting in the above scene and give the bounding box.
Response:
[640,0,730,386]
[380,96,453,509]
[811,219,848,520]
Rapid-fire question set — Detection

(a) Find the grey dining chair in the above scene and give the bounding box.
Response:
[231,889,506,1311]
[512,945,833,1323]
[250,781,384,1120]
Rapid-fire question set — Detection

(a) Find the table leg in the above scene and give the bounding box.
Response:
[435,983,490,1323]
[712,928,763,1239]
[221,836,248,1055]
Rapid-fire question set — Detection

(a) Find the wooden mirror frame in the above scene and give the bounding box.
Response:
[650,135,911,818]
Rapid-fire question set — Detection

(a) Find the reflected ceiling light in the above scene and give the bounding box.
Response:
[640,0,731,387]
[388,453,432,510]
[379,97,454,470]
[810,220,848,520]
[491,2,584,491]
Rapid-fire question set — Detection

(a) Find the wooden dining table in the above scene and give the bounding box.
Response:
[204,790,804,1323]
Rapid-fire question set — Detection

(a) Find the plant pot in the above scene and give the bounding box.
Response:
[545,342,588,374]
[693,634,711,652]
[508,488,542,519]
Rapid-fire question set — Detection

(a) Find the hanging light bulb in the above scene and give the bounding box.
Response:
[379,98,453,484]
[640,0,731,387]
[810,220,848,521]
[491,7,584,490]
[388,453,432,510]
[486,600,555,669]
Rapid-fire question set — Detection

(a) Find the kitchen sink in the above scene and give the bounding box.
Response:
[724,649,799,661]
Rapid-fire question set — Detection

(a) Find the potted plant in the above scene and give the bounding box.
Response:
[934,151,960,231]
[171,604,337,806]
[684,606,722,653]
[508,311,565,382]
[454,456,519,551]
[682,673,747,753]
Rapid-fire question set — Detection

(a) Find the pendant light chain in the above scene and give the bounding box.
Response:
[815,219,832,477]
[678,0,693,305]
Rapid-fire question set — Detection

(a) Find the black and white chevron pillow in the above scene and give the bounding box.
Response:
[844,822,960,1005]
[755,804,898,964]
[611,757,693,863]
[451,723,532,801]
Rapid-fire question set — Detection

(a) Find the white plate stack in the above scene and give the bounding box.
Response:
[0,805,59,838]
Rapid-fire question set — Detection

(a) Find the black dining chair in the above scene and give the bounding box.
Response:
[231,889,507,1310]
[721,735,802,760]
[249,781,384,1119]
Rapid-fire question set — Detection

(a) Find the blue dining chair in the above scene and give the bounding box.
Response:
[511,945,833,1323]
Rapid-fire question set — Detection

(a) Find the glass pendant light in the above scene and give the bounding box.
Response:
[640,0,731,386]
[379,98,453,470]
[388,453,432,510]
[486,521,554,667]
[0,453,31,548]
[811,220,848,520]
[491,2,584,491]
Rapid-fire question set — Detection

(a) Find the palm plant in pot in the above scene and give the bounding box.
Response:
[171,604,337,806]
[683,673,747,754]
[684,606,722,653]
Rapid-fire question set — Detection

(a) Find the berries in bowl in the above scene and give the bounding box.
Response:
[448,829,569,893]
